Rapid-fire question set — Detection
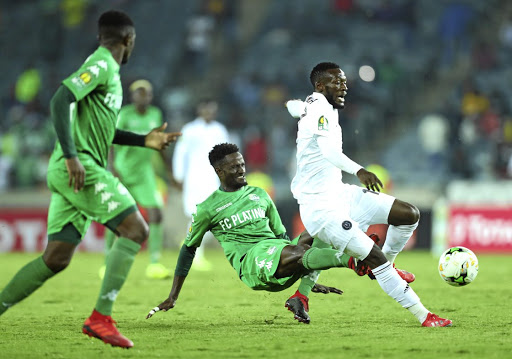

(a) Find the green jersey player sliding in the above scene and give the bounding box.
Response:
[147,143,377,324]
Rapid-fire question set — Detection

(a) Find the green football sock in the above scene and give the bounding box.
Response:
[297,239,333,296]
[297,270,320,296]
[104,230,116,261]
[0,256,55,315]
[95,237,141,316]
[302,247,351,271]
[148,222,163,264]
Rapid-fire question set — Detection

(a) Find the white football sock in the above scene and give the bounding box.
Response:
[373,262,427,322]
[382,222,418,263]
[407,303,429,323]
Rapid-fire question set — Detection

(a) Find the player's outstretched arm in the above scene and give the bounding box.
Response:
[144,123,181,150]
[146,275,186,319]
[146,243,196,319]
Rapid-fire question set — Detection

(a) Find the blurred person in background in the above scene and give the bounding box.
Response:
[0,10,180,348]
[185,3,215,76]
[172,99,229,270]
[102,79,176,280]
[286,62,452,327]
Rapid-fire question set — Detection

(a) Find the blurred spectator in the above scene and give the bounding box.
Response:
[418,113,449,171]
[478,106,501,140]
[499,13,512,48]
[229,73,261,110]
[331,0,354,14]
[15,67,41,104]
[207,0,238,45]
[185,6,215,76]
[472,41,497,70]
[262,81,287,107]
[59,0,88,28]
[243,126,268,171]
[438,3,475,67]
[461,83,490,117]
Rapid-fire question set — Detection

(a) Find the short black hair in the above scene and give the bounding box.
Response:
[209,143,239,167]
[98,10,134,43]
[310,62,340,88]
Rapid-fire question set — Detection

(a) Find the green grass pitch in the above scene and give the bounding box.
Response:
[0,250,511,359]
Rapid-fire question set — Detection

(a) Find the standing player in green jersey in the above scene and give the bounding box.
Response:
[102,79,173,280]
[0,10,180,348]
[146,143,376,324]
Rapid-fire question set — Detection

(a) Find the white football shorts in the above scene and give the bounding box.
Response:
[298,183,395,259]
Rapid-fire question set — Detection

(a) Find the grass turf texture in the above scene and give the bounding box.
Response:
[0,250,511,359]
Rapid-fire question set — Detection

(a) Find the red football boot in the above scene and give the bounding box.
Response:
[422,312,453,327]
[82,309,133,348]
[285,290,310,324]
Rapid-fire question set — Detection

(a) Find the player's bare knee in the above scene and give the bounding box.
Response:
[401,202,420,224]
[43,256,71,273]
[131,221,149,244]
[390,200,420,226]
[286,244,309,261]
[148,208,163,223]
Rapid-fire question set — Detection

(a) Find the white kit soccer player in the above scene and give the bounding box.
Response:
[285,63,452,327]
[288,91,396,257]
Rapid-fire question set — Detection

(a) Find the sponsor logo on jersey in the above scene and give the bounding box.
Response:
[79,71,92,84]
[218,207,266,230]
[249,194,260,201]
[216,202,233,212]
[318,116,328,130]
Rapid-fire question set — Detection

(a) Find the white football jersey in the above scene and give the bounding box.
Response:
[291,92,345,203]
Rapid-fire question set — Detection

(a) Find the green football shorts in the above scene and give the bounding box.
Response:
[122,174,163,209]
[46,155,137,244]
[239,238,302,292]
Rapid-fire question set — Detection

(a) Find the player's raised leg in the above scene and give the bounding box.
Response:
[346,228,452,327]
[83,210,148,348]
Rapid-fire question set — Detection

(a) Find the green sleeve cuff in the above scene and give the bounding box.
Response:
[174,244,197,277]
[112,129,146,146]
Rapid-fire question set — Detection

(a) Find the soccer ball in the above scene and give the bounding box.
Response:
[438,246,479,287]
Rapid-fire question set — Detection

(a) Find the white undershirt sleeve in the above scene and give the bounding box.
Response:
[317,135,363,175]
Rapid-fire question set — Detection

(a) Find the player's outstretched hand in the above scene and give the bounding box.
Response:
[146,297,176,319]
[311,283,343,295]
[356,168,383,193]
[65,157,86,193]
[145,123,181,151]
